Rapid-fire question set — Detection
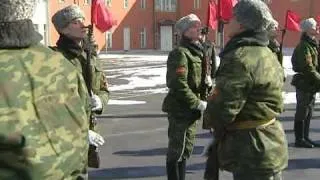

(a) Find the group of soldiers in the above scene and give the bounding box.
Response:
[1,0,108,179]
[161,0,320,180]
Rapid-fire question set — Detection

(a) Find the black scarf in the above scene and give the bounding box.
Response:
[220,30,269,58]
[301,32,318,47]
[56,34,84,58]
[0,19,42,48]
[179,36,203,57]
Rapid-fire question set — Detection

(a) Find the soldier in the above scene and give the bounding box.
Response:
[267,20,283,66]
[204,0,288,180]
[0,0,90,179]
[199,27,217,131]
[291,18,320,148]
[51,5,109,167]
[162,14,207,180]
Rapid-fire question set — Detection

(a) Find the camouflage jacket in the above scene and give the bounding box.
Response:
[162,37,203,121]
[268,39,283,66]
[52,35,109,114]
[0,20,89,179]
[291,33,320,92]
[206,31,288,173]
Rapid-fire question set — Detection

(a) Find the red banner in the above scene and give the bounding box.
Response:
[219,0,237,21]
[91,0,116,32]
[207,0,218,29]
[285,10,301,31]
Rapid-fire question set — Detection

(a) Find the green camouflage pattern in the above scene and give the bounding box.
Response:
[162,39,203,114]
[206,33,288,173]
[55,49,109,114]
[163,38,203,162]
[167,114,198,162]
[291,33,320,92]
[0,44,90,179]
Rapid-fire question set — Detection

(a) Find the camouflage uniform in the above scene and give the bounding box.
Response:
[268,39,283,66]
[162,37,203,179]
[291,33,320,148]
[205,30,288,179]
[0,19,89,179]
[51,35,109,113]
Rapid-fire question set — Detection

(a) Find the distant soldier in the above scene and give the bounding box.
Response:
[162,14,206,180]
[0,0,90,179]
[291,18,320,148]
[199,27,217,130]
[204,0,288,180]
[52,5,109,167]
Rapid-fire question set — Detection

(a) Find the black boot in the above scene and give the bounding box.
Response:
[178,160,186,180]
[166,161,179,180]
[294,121,314,148]
[304,118,320,147]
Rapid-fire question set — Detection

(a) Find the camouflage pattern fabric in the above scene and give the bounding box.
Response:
[163,37,203,162]
[0,44,90,179]
[167,114,198,162]
[205,30,288,174]
[291,33,320,92]
[233,171,283,180]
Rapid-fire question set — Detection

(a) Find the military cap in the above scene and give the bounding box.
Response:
[0,0,36,22]
[52,4,85,32]
[234,0,274,31]
[300,18,317,32]
[175,13,201,35]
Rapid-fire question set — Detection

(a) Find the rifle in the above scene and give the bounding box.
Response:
[199,27,212,101]
[85,25,100,168]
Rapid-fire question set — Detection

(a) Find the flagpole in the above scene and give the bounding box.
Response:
[280,10,289,55]
[217,0,224,51]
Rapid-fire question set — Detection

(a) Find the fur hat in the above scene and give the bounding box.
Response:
[52,5,85,32]
[0,0,36,22]
[175,14,201,35]
[300,18,317,32]
[233,0,274,31]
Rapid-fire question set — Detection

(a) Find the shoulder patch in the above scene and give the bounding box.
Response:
[176,66,186,75]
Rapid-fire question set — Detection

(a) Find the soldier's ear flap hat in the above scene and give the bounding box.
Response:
[300,18,317,32]
[175,13,201,35]
[233,0,274,31]
[0,0,36,22]
[52,4,85,33]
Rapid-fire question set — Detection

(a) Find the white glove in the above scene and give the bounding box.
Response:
[91,94,103,112]
[205,75,213,87]
[197,100,207,111]
[88,130,105,147]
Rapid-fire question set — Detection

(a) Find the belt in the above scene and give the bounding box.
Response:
[226,118,276,131]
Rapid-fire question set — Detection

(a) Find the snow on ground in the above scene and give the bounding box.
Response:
[100,51,320,105]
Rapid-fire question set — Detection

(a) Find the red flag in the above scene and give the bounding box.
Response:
[207,0,218,29]
[285,10,301,31]
[91,0,116,32]
[219,0,237,21]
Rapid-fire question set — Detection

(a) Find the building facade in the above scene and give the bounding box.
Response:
[38,0,320,51]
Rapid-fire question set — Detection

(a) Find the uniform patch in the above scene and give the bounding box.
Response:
[176,66,186,75]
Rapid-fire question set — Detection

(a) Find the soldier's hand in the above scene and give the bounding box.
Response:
[91,94,103,112]
[205,75,213,87]
[197,100,207,111]
[88,130,105,147]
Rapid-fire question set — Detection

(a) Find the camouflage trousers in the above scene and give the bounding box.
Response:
[166,114,198,162]
[233,171,282,180]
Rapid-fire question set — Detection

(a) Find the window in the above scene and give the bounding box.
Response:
[140,0,146,9]
[194,0,201,9]
[140,28,147,48]
[155,0,177,12]
[107,31,113,48]
[124,0,129,9]
[106,0,112,7]
[84,0,91,5]
[58,0,65,3]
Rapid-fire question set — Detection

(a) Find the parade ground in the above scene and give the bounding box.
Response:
[88,50,320,180]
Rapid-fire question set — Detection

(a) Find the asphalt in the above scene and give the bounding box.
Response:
[88,51,320,180]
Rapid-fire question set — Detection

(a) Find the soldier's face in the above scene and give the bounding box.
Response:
[184,22,202,41]
[61,18,87,40]
[227,17,244,38]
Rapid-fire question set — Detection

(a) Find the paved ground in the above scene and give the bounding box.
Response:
[88,51,320,180]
